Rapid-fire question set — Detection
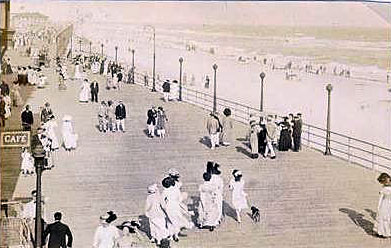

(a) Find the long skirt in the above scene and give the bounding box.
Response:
[63,132,78,149]
[278,129,292,151]
[149,216,169,242]
[258,130,267,154]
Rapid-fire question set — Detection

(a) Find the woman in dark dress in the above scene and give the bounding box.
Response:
[258,116,267,155]
[278,117,292,151]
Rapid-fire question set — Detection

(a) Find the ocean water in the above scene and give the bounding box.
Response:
[77,22,391,148]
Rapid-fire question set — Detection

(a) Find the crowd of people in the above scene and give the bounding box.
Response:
[92,162,252,247]
[247,113,303,159]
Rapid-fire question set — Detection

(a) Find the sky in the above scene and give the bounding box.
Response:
[10,0,391,28]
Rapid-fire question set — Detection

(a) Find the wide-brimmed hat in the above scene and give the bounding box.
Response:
[100,211,117,223]
[168,168,179,177]
[62,115,72,121]
[232,170,242,177]
[148,183,158,194]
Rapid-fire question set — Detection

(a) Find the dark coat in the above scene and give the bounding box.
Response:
[43,221,73,248]
[90,82,99,93]
[0,83,10,96]
[21,110,34,125]
[0,100,5,116]
[41,108,53,123]
[115,104,126,119]
[162,82,170,92]
[292,119,302,137]
[147,109,157,125]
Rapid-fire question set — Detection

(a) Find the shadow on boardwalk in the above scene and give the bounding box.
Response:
[339,208,377,237]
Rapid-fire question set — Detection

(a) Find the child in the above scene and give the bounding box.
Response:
[374,172,391,238]
[21,147,35,175]
[229,170,249,223]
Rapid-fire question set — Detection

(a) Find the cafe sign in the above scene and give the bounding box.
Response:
[0,131,30,148]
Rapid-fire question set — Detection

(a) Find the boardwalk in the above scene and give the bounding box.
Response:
[6,53,390,247]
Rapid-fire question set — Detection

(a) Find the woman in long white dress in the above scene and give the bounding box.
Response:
[207,162,224,224]
[167,169,194,230]
[145,184,169,246]
[229,170,249,223]
[116,221,147,248]
[4,95,11,119]
[43,116,59,151]
[74,63,82,80]
[374,173,391,237]
[161,177,182,242]
[93,211,120,248]
[62,115,78,151]
[21,147,34,175]
[198,172,220,231]
[79,79,89,102]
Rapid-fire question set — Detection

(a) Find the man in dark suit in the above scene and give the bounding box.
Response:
[21,105,34,131]
[0,81,10,96]
[162,80,170,102]
[292,113,303,152]
[43,212,73,248]
[115,100,126,132]
[90,80,99,103]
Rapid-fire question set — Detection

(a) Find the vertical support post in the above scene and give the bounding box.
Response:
[179,57,183,101]
[34,157,44,248]
[115,46,118,63]
[131,49,135,84]
[325,83,333,155]
[259,72,266,112]
[213,64,218,113]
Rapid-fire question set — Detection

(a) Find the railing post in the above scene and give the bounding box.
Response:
[307,125,310,146]
[347,137,351,163]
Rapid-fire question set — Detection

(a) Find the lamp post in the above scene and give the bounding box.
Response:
[101,44,103,57]
[89,41,92,54]
[213,64,218,113]
[32,138,47,248]
[325,83,333,155]
[115,46,118,63]
[179,57,183,101]
[131,49,135,84]
[144,25,156,92]
[259,72,266,112]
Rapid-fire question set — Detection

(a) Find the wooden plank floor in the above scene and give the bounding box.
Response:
[6,55,391,247]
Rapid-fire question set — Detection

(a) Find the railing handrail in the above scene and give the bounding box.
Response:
[303,123,391,152]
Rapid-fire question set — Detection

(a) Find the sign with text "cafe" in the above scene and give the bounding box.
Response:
[0,131,30,148]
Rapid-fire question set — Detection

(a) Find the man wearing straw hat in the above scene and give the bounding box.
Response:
[264,116,277,159]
